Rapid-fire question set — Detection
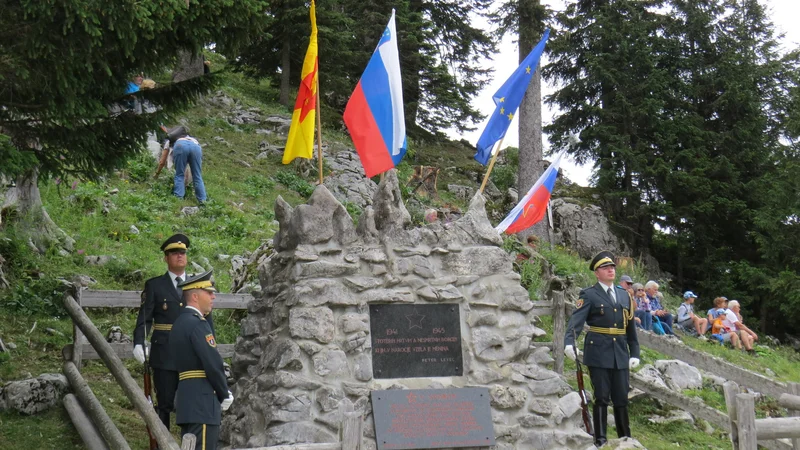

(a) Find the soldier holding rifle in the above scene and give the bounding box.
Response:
[564,251,640,447]
[133,234,215,432]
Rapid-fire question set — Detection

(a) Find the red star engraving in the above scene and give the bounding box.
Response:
[406,311,425,330]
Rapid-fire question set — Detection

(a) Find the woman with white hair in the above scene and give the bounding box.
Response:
[723,300,759,355]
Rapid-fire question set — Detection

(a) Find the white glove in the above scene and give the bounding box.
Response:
[133,344,146,364]
[629,358,640,369]
[565,345,578,361]
[220,390,234,411]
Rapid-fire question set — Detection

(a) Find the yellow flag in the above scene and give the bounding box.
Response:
[282,0,319,164]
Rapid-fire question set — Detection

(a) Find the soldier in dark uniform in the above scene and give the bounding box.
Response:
[133,234,215,430]
[564,251,640,447]
[172,270,232,450]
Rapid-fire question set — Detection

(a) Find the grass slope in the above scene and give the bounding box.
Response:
[1,67,799,449]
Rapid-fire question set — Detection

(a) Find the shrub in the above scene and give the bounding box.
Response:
[274,171,314,198]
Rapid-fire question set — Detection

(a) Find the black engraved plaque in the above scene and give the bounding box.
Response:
[371,387,496,450]
[370,304,463,379]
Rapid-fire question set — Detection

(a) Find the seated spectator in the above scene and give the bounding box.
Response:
[619,274,634,296]
[645,281,676,336]
[632,283,652,331]
[726,300,758,355]
[710,308,740,348]
[677,291,709,339]
[707,296,728,323]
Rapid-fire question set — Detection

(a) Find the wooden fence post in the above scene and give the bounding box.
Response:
[181,434,197,450]
[72,290,85,369]
[724,381,740,450]
[63,294,180,450]
[63,361,131,450]
[63,394,111,450]
[551,289,566,375]
[790,383,800,450]
[736,393,757,450]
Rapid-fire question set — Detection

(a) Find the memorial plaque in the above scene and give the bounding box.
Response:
[370,304,463,379]
[371,387,496,450]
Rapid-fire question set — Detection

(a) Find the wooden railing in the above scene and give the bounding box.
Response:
[724,380,800,450]
[70,289,251,369]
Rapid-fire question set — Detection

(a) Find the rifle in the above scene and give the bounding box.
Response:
[573,330,593,435]
[142,323,158,450]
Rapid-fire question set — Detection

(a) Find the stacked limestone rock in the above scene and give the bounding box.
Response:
[221,171,594,449]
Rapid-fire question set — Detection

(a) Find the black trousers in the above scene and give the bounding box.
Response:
[588,366,629,407]
[153,368,178,428]
[180,423,219,450]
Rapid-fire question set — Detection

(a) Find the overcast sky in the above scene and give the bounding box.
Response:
[451,0,800,186]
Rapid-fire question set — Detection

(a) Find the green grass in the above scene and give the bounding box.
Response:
[679,334,800,383]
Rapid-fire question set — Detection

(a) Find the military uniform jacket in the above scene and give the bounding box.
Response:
[564,283,640,369]
[133,273,214,370]
[170,308,228,426]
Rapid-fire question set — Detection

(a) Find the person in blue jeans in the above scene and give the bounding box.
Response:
[644,280,676,336]
[632,283,653,331]
[172,132,207,204]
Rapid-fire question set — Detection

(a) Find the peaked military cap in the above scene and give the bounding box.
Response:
[178,269,216,292]
[160,233,190,253]
[589,250,616,271]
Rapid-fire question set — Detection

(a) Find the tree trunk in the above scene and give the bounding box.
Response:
[517,0,549,242]
[1,168,75,253]
[172,49,205,83]
[279,39,291,107]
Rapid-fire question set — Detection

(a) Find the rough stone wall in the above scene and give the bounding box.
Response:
[221,171,593,449]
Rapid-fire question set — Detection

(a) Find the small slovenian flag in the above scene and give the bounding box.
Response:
[495,150,565,235]
[343,10,406,178]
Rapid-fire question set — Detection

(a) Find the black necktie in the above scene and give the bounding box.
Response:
[175,276,182,297]
[608,287,616,304]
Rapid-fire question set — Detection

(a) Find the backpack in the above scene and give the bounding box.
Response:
[652,316,666,335]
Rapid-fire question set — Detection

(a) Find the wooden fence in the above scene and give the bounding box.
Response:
[70,289,251,369]
[725,380,800,450]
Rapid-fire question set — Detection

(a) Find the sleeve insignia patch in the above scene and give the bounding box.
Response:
[206,334,216,347]
[576,298,585,308]
[140,291,146,306]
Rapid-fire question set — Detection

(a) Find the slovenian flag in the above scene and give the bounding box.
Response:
[495,150,565,235]
[343,10,406,178]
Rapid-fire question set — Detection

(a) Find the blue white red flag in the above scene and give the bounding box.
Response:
[495,150,564,234]
[344,10,406,178]
[475,29,550,165]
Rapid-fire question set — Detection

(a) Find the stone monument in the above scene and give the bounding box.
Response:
[221,171,594,449]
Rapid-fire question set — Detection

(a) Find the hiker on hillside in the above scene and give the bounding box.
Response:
[133,234,215,431]
[565,251,640,447]
[172,270,232,450]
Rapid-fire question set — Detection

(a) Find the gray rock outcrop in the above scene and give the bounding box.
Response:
[322,146,378,209]
[551,198,624,259]
[0,373,69,415]
[221,171,591,449]
[655,360,703,391]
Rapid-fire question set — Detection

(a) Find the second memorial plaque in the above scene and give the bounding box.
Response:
[370,304,463,379]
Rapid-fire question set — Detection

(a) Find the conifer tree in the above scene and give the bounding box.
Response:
[0,0,266,251]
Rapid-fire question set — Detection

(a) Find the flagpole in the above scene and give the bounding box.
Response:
[315,81,324,185]
[479,137,506,194]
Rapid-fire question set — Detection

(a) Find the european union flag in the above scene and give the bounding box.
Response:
[475,29,550,165]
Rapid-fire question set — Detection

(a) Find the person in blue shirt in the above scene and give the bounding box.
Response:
[644,280,676,336]
[125,75,143,94]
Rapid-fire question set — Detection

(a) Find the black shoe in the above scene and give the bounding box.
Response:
[593,404,608,447]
